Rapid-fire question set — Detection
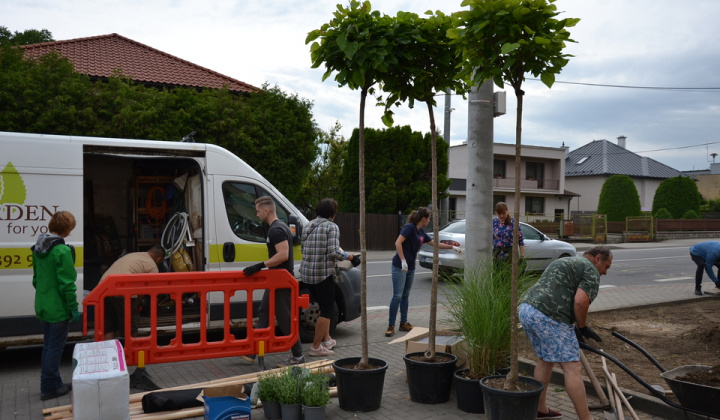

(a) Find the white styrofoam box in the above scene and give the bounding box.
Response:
[72,340,129,420]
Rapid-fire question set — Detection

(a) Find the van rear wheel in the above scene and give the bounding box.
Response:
[299,296,339,343]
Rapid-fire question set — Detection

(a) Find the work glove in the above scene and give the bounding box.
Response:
[575,325,602,343]
[243,262,265,277]
[401,260,408,273]
[452,246,463,254]
[351,254,361,267]
[70,309,80,323]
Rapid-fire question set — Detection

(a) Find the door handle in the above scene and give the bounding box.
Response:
[223,242,236,262]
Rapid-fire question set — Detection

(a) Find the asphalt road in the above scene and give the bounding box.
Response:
[361,245,695,309]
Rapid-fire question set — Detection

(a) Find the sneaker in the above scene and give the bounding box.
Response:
[385,325,395,337]
[537,408,563,419]
[41,384,71,401]
[715,282,720,289]
[308,345,334,357]
[322,339,336,350]
[277,355,305,367]
[399,321,414,332]
[696,288,703,296]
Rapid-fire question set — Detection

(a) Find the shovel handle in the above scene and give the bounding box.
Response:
[602,356,640,420]
[580,350,611,406]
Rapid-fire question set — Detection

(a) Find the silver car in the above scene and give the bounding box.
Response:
[417,219,577,272]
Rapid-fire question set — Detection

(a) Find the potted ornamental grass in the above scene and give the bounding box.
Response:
[444,260,536,413]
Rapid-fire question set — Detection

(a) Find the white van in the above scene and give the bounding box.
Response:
[0,131,361,349]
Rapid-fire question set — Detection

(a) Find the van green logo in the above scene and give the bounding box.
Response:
[0,162,27,206]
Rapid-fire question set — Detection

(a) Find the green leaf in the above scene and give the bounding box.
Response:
[534,36,550,45]
[500,42,520,54]
[446,27,461,39]
[305,31,320,44]
[564,17,581,27]
[540,72,555,88]
[381,111,394,127]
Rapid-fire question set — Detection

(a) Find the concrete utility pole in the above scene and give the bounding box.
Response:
[440,90,452,226]
[464,80,495,268]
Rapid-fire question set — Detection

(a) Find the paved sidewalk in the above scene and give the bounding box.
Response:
[8,237,717,420]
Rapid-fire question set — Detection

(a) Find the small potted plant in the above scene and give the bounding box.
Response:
[257,371,282,419]
[277,367,304,420]
[301,371,331,420]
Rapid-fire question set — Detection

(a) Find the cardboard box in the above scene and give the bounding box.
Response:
[389,327,468,367]
[72,340,129,420]
[201,384,251,420]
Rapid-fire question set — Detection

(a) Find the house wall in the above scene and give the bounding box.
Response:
[449,142,572,219]
[565,175,663,213]
[694,174,720,200]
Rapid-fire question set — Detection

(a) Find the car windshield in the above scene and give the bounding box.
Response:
[442,221,466,234]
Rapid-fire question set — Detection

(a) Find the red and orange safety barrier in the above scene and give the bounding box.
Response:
[82,270,309,366]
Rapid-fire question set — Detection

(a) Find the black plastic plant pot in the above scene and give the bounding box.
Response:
[403,351,458,404]
[454,368,484,413]
[479,375,544,420]
[332,357,388,412]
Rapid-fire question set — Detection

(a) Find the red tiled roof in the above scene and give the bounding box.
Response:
[21,33,258,93]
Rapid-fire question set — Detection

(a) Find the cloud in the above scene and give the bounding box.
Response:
[2,0,719,172]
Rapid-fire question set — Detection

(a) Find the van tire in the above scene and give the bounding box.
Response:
[299,295,339,343]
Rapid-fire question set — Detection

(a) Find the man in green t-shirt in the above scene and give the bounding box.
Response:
[519,246,612,420]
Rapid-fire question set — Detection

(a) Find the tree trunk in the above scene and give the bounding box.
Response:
[359,87,369,367]
[505,87,524,390]
[426,101,438,361]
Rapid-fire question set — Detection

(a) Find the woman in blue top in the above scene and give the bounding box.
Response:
[492,202,525,261]
[385,207,461,337]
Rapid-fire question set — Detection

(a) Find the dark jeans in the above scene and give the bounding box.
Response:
[691,252,715,288]
[40,319,70,395]
[257,288,303,358]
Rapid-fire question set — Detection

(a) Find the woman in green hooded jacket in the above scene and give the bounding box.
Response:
[31,210,78,401]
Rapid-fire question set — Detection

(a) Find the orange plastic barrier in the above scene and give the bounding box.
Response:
[82,270,309,366]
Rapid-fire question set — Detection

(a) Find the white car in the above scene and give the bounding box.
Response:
[417,220,577,272]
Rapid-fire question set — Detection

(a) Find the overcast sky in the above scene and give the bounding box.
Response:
[3,0,719,171]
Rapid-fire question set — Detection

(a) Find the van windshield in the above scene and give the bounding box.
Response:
[222,182,290,242]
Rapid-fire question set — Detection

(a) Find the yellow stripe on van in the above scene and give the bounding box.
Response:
[208,243,303,264]
[0,247,84,269]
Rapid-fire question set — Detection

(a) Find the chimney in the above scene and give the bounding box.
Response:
[617,135,627,149]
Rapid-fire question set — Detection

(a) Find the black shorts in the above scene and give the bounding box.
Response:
[304,275,335,318]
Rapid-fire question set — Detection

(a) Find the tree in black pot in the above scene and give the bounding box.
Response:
[449,0,579,418]
[306,2,392,411]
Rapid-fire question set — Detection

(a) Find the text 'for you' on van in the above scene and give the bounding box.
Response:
[0,131,361,350]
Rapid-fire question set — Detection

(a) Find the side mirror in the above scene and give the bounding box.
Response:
[289,214,302,245]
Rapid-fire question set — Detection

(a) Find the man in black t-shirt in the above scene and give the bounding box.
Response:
[243,196,304,367]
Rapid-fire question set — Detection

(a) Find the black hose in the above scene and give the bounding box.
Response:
[611,331,667,373]
[579,342,670,401]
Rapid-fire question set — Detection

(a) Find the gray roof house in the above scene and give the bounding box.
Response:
[565,136,685,213]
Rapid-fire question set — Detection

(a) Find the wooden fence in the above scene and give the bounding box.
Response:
[333,212,404,251]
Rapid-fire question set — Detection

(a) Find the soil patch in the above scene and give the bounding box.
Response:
[518,298,720,400]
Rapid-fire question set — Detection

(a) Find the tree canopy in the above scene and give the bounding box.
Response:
[0,26,53,46]
[652,176,701,219]
[597,175,642,222]
[338,125,449,214]
[0,43,319,203]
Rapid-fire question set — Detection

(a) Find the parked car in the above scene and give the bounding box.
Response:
[417,219,577,272]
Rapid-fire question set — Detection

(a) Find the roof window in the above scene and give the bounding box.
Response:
[576,156,589,164]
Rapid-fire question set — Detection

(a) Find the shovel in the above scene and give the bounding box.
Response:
[580,350,611,409]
